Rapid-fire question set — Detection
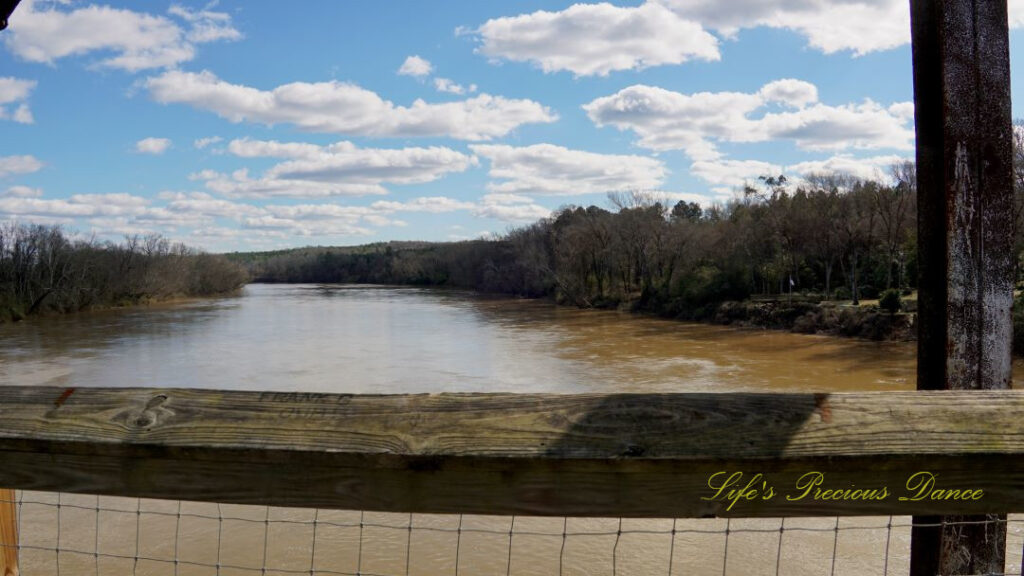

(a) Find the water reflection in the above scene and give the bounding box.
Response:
[0,283,930,392]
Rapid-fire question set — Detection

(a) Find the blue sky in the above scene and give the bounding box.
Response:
[1,0,1023,251]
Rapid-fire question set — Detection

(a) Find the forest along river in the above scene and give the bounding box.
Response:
[1,284,1022,575]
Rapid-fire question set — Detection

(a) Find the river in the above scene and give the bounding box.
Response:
[0,283,924,393]
[1,284,1021,575]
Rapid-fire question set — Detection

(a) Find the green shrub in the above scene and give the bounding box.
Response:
[879,289,902,314]
[833,286,851,300]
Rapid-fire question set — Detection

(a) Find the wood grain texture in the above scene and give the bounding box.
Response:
[0,387,1022,517]
[0,489,17,576]
[910,0,1015,571]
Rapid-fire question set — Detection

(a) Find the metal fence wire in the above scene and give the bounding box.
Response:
[2,491,1022,576]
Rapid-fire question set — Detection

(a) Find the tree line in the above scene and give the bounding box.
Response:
[0,222,248,322]
[236,165,934,317]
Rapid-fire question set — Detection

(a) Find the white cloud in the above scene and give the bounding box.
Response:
[0,77,35,123]
[159,191,264,219]
[2,185,43,198]
[0,155,43,178]
[370,196,476,213]
[690,159,782,188]
[0,186,422,242]
[208,138,475,198]
[584,81,913,159]
[0,193,148,218]
[470,143,667,196]
[166,4,242,44]
[434,77,473,95]
[397,55,433,77]
[191,168,388,199]
[227,138,325,159]
[146,70,557,140]
[193,135,222,149]
[4,0,240,72]
[888,101,915,122]
[475,0,1024,64]
[135,137,172,155]
[472,2,719,77]
[267,146,476,185]
[786,153,909,182]
[655,0,909,56]
[759,79,818,109]
[0,182,554,247]
[656,0,1024,55]
[689,153,911,189]
[473,193,551,222]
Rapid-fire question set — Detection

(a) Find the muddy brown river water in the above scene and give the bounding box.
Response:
[1,284,1021,574]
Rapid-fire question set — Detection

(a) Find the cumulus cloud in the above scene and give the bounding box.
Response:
[0,187,449,242]
[193,135,222,149]
[476,1,1024,60]
[135,137,172,155]
[3,0,241,72]
[0,77,36,123]
[471,2,719,76]
[266,146,476,185]
[370,196,476,213]
[0,182,551,246]
[2,185,44,198]
[191,138,476,199]
[166,4,242,44]
[473,193,551,222]
[654,0,910,55]
[158,190,265,219]
[584,80,913,160]
[689,159,783,188]
[191,168,389,199]
[0,192,149,218]
[759,79,818,109]
[658,0,1024,55]
[146,70,557,140]
[470,143,666,196]
[688,153,910,189]
[0,155,43,178]
[787,153,909,182]
[397,55,433,77]
[434,78,475,95]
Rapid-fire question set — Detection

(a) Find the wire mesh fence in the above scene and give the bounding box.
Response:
[2,491,1022,576]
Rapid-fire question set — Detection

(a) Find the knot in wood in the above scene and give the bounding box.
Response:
[120,394,172,430]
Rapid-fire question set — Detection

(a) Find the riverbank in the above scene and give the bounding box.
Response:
[695,300,915,340]
[0,223,249,323]
[228,238,925,345]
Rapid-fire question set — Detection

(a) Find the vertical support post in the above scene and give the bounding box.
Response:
[910,0,1014,574]
[0,489,17,576]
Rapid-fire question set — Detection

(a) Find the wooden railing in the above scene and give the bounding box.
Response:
[0,386,1021,520]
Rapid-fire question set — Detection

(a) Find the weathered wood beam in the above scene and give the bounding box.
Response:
[0,387,1023,518]
[910,0,1015,572]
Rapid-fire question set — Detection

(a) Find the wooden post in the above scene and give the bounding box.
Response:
[0,489,17,576]
[910,0,1014,574]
